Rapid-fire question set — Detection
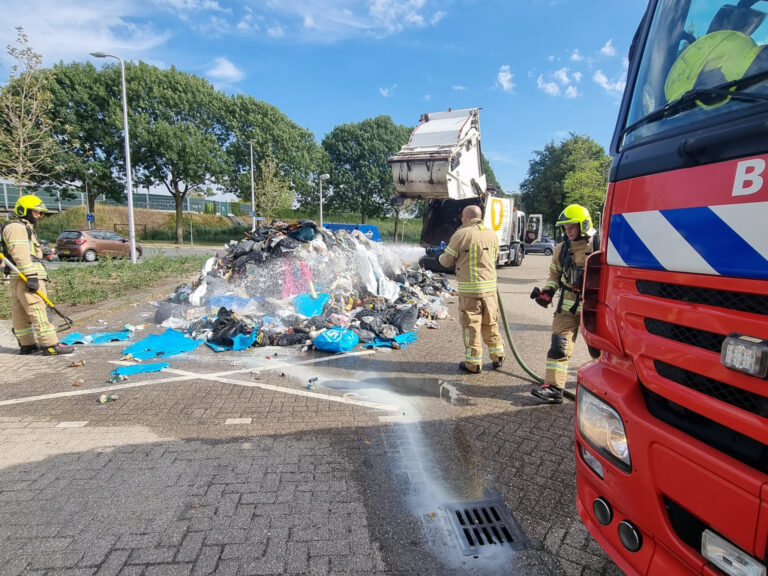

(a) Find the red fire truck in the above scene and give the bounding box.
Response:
[576,1,768,575]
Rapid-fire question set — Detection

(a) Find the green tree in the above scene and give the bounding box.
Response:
[520,133,609,227]
[563,158,610,221]
[125,62,228,244]
[255,154,293,221]
[321,115,411,223]
[222,95,321,210]
[0,27,57,184]
[47,61,125,211]
[482,155,502,192]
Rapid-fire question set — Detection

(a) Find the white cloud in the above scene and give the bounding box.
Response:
[553,68,571,85]
[570,49,583,62]
[206,56,244,83]
[565,85,579,98]
[497,65,515,93]
[237,12,259,32]
[379,83,397,97]
[430,11,445,25]
[537,75,560,96]
[593,69,626,95]
[267,26,285,37]
[572,71,583,82]
[452,85,466,91]
[600,39,616,57]
[547,55,556,62]
[423,94,431,101]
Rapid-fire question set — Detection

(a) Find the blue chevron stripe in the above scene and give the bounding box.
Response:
[609,214,663,270]
[661,207,768,279]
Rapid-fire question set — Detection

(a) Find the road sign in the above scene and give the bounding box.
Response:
[86,213,95,222]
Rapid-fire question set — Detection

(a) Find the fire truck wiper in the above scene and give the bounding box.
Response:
[621,71,768,139]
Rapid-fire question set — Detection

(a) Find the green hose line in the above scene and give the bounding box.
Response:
[496,290,576,401]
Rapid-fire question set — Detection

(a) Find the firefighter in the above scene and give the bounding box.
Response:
[2,195,74,355]
[438,204,504,374]
[530,204,598,404]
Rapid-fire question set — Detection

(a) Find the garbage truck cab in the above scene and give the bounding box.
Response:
[388,108,527,269]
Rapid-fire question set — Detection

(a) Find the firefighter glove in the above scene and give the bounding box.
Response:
[26,277,40,292]
[530,286,554,308]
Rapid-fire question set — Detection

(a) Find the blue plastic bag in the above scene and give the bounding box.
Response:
[294,292,330,317]
[312,328,359,353]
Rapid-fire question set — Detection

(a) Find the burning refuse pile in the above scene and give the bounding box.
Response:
[155,220,452,353]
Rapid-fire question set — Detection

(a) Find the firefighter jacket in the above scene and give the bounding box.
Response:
[2,219,47,281]
[544,235,596,314]
[439,217,498,296]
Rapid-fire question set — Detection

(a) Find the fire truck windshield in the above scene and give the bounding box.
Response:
[622,0,768,148]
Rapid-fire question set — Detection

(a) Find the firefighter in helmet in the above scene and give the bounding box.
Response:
[530,204,598,404]
[2,195,74,355]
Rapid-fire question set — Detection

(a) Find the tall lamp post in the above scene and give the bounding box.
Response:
[90,51,137,263]
[318,174,330,228]
[249,141,256,231]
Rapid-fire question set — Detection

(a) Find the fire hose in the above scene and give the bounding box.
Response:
[496,289,576,401]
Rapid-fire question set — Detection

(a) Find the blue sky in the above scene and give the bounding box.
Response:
[1,0,648,194]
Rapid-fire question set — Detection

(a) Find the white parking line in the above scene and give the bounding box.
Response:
[0,349,399,412]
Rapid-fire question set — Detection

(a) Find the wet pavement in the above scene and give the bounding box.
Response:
[0,253,622,576]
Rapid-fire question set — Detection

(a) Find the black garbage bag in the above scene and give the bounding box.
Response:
[210,307,253,347]
[359,314,384,334]
[391,305,418,334]
[277,330,311,346]
[349,327,376,343]
[154,302,188,324]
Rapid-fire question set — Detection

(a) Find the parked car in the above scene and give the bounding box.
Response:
[56,229,142,262]
[524,236,556,256]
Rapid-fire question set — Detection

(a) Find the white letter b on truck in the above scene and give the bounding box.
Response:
[732,158,765,196]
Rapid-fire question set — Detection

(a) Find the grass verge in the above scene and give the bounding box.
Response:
[0,254,207,320]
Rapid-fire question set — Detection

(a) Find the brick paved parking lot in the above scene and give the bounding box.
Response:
[0,255,622,576]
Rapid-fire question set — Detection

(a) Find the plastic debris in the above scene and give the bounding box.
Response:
[68,360,85,367]
[106,374,128,384]
[98,394,119,404]
[73,380,83,387]
[110,362,169,377]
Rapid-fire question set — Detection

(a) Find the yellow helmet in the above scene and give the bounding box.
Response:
[14,195,53,218]
[556,204,594,237]
[665,30,762,110]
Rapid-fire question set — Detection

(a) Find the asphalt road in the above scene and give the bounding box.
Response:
[0,252,621,576]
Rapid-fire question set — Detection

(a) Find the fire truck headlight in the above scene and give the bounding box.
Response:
[721,333,768,378]
[577,386,631,472]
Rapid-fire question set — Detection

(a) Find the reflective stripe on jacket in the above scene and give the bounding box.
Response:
[439,218,498,296]
[2,220,46,280]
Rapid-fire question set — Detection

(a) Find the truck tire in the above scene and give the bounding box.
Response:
[510,246,524,267]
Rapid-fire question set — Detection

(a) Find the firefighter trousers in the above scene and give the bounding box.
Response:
[545,310,580,388]
[10,277,58,347]
[459,294,505,370]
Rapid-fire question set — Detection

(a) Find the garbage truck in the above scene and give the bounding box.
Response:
[576,1,768,575]
[388,108,527,270]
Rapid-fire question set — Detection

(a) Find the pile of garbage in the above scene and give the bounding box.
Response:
[155,220,452,353]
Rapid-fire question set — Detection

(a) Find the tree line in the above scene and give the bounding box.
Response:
[0,28,610,244]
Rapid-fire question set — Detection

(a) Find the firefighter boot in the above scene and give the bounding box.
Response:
[530,383,563,404]
[458,362,481,374]
[492,356,504,370]
[42,343,75,356]
[19,344,40,355]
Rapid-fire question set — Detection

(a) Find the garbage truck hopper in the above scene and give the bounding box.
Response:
[388,108,487,200]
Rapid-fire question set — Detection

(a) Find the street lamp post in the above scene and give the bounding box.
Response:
[249,141,256,231]
[318,174,330,228]
[90,51,137,263]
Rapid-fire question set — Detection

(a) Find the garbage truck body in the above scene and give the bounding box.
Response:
[388,108,526,268]
[577,1,768,575]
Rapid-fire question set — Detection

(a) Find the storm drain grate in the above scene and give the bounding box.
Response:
[443,498,527,556]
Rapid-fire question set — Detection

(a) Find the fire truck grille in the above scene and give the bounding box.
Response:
[645,318,724,353]
[636,280,768,316]
[654,361,768,417]
[642,385,768,474]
